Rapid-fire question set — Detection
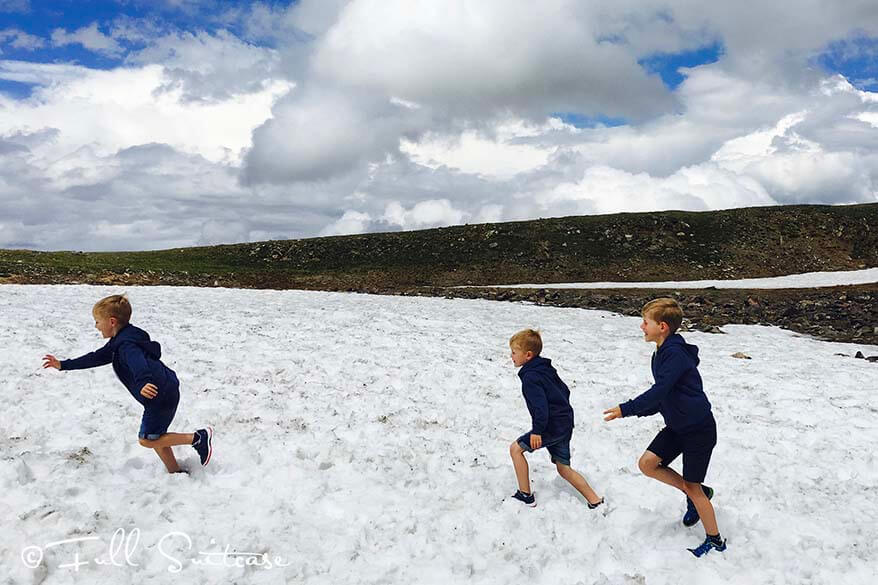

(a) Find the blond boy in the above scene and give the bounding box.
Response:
[603,298,725,557]
[43,295,212,473]
[508,329,603,509]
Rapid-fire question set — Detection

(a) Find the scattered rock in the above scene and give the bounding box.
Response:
[731,352,752,359]
[67,446,92,464]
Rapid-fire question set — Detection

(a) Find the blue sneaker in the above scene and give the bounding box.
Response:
[511,489,536,507]
[688,536,727,557]
[192,427,213,466]
[683,485,714,527]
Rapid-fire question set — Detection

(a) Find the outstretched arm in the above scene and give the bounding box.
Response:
[51,342,113,371]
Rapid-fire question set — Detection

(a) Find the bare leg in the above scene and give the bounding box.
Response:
[685,480,719,535]
[139,433,196,475]
[556,463,601,505]
[509,441,531,493]
[638,451,688,491]
[639,451,720,535]
[153,446,183,473]
[139,433,195,449]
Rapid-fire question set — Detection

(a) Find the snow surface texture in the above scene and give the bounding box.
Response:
[477,267,878,289]
[1,284,877,585]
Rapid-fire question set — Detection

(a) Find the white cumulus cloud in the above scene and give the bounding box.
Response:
[51,23,123,57]
[1,0,878,250]
[0,28,44,50]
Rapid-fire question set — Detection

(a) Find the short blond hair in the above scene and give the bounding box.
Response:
[510,329,542,355]
[642,297,683,334]
[93,294,132,325]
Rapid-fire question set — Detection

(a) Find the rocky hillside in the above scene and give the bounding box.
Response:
[1,203,877,345]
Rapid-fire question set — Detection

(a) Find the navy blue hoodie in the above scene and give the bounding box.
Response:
[620,333,711,432]
[518,356,574,438]
[61,324,180,409]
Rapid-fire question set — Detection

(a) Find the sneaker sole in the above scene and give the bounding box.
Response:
[688,542,727,557]
[202,426,213,466]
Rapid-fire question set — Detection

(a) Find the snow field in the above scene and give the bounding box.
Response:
[1,285,876,585]
[479,267,878,289]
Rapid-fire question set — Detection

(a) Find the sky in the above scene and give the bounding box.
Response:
[0,1,877,251]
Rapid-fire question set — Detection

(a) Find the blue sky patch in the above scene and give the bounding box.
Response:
[816,36,878,91]
[553,112,628,129]
[0,0,291,69]
[0,78,35,98]
[638,41,724,89]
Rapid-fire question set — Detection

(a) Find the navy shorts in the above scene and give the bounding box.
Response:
[139,404,178,440]
[517,431,573,466]
[646,414,717,483]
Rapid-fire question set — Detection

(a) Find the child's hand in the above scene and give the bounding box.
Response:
[42,355,61,370]
[530,434,542,449]
[603,406,622,422]
[140,383,158,399]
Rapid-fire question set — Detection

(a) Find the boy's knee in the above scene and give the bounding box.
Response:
[638,452,660,475]
[510,441,524,457]
[138,437,154,448]
[556,463,572,478]
[683,480,703,497]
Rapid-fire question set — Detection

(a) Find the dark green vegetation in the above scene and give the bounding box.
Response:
[2,203,877,345]
[2,203,877,290]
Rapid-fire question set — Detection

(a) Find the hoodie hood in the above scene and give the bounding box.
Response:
[115,324,162,359]
[518,355,554,378]
[660,333,699,367]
